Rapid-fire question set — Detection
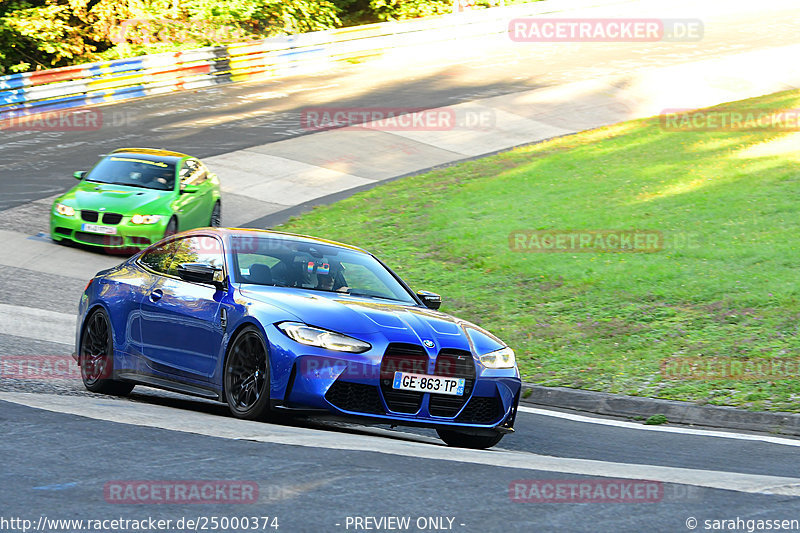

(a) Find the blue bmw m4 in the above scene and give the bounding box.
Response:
[74,228,521,448]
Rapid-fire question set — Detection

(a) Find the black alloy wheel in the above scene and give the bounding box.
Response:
[79,309,134,395]
[224,326,272,420]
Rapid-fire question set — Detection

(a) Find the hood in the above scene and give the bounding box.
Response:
[67,181,173,213]
[239,285,495,353]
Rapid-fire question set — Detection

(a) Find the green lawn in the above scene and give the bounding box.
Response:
[277,89,800,412]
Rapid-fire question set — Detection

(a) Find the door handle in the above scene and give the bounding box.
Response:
[149,289,164,302]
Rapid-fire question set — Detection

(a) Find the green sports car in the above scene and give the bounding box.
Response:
[50,148,221,250]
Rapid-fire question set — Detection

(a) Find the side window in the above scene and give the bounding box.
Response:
[179,159,206,186]
[139,240,179,274]
[169,236,225,282]
[179,160,196,181]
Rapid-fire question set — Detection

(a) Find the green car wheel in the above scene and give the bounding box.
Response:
[210,201,221,227]
[164,217,178,239]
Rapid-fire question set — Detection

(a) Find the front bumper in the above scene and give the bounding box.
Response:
[51,212,169,249]
[282,352,521,432]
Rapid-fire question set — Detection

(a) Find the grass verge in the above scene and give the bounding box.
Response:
[277,89,800,412]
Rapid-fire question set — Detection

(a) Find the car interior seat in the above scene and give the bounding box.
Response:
[248,263,273,285]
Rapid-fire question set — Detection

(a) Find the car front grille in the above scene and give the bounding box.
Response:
[74,232,127,247]
[80,211,123,224]
[429,349,475,417]
[54,227,71,235]
[456,396,503,424]
[325,380,384,414]
[102,213,123,224]
[81,210,99,222]
[380,343,429,414]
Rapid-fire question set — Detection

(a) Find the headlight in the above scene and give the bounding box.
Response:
[55,203,75,217]
[479,347,516,369]
[131,214,162,225]
[277,322,371,353]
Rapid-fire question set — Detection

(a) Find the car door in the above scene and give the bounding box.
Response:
[123,239,181,369]
[175,159,211,229]
[139,234,226,383]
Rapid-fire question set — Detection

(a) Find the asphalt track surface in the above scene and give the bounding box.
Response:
[2,0,798,211]
[2,1,800,531]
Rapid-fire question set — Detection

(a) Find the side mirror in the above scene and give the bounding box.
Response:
[177,262,225,290]
[74,171,86,180]
[181,184,199,194]
[417,290,441,310]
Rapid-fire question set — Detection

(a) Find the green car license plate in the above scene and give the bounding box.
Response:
[81,223,117,235]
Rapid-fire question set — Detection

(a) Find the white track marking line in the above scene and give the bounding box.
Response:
[3,300,797,451]
[2,391,800,497]
[519,406,800,447]
[0,304,74,346]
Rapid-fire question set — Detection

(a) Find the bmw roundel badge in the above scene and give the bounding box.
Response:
[423,340,435,349]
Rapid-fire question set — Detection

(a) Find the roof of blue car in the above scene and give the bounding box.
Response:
[213,227,369,254]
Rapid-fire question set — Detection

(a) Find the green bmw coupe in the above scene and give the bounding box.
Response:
[50,148,221,250]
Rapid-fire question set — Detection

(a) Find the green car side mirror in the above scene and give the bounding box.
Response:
[181,184,200,194]
[74,171,86,180]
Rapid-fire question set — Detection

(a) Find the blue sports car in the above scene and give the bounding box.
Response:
[74,228,521,448]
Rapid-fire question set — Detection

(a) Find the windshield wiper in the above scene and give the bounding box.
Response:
[345,292,406,303]
[86,180,161,190]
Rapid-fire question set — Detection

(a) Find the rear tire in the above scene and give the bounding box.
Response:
[436,429,503,449]
[209,201,221,227]
[79,309,135,396]
[224,326,272,420]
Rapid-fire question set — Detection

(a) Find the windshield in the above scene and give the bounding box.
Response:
[85,155,176,191]
[231,235,417,305]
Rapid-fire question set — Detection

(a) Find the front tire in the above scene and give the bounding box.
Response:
[224,326,272,420]
[79,309,134,396]
[436,429,504,449]
[164,217,178,239]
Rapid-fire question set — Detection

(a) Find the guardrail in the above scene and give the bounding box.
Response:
[0,3,540,120]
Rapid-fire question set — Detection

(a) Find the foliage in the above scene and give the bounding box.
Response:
[0,0,527,74]
[0,0,341,73]
[1,0,94,73]
[644,414,668,425]
[367,0,452,22]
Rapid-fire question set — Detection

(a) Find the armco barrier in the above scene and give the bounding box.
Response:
[0,3,544,121]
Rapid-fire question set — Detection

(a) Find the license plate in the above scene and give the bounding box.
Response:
[392,371,465,396]
[81,223,117,235]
